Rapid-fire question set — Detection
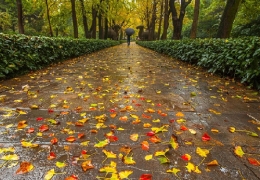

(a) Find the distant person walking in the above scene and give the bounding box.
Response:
[125,28,135,46]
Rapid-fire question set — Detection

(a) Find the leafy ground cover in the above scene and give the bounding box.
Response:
[0,33,119,79]
[0,43,259,179]
[137,37,260,90]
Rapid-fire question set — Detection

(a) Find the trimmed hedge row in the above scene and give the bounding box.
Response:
[137,38,260,90]
[0,33,120,78]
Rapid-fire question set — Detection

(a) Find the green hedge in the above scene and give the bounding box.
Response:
[0,33,120,78]
[137,38,260,90]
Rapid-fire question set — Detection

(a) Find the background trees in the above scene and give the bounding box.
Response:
[0,0,259,39]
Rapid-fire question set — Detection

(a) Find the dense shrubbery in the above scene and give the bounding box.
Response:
[137,38,260,89]
[0,33,119,78]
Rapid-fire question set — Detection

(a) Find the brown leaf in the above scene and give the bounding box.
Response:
[81,160,94,171]
[16,162,34,174]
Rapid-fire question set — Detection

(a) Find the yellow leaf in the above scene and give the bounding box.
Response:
[167,168,180,177]
[103,149,117,159]
[130,114,139,119]
[21,141,39,148]
[194,166,202,174]
[117,127,125,131]
[80,141,90,146]
[0,147,15,154]
[169,134,179,150]
[145,155,153,161]
[152,119,160,123]
[1,154,19,160]
[228,127,236,133]
[119,170,133,179]
[155,148,169,157]
[44,169,55,180]
[196,147,209,158]
[143,123,152,128]
[234,146,245,158]
[186,162,195,172]
[188,129,197,135]
[211,128,219,133]
[56,161,66,168]
[130,134,139,141]
[176,118,186,124]
[5,124,14,128]
[122,155,136,165]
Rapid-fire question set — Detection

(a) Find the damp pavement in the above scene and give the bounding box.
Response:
[0,42,259,180]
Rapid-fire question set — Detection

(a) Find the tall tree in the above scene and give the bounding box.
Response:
[71,0,78,38]
[149,0,158,40]
[217,0,242,38]
[16,0,24,34]
[91,5,98,39]
[79,0,88,38]
[45,0,53,37]
[157,0,164,40]
[190,0,200,39]
[161,0,169,40]
[169,0,192,40]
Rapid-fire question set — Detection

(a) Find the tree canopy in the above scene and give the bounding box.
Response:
[0,0,259,39]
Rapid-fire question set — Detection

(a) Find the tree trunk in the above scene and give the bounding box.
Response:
[71,0,78,38]
[104,18,108,39]
[170,0,192,40]
[161,0,169,40]
[79,0,88,38]
[149,0,157,41]
[98,13,103,39]
[91,6,97,39]
[190,0,200,39]
[216,0,242,38]
[45,0,53,37]
[16,0,24,34]
[157,0,164,40]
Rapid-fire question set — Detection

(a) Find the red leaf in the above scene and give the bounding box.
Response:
[135,103,142,106]
[180,125,188,131]
[36,117,44,121]
[51,137,58,144]
[142,114,151,119]
[106,135,118,142]
[156,103,162,106]
[109,109,116,113]
[181,154,191,161]
[78,133,85,139]
[169,119,175,123]
[48,109,54,113]
[27,127,34,133]
[202,133,210,141]
[47,152,56,160]
[81,150,87,155]
[140,174,152,180]
[248,158,260,166]
[146,131,155,137]
[39,124,49,132]
[140,97,145,101]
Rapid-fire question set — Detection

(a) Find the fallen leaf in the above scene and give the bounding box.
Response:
[103,149,117,159]
[149,135,161,143]
[228,127,236,133]
[44,169,55,180]
[176,112,184,117]
[56,161,67,168]
[47,152,56,160]
[157,156,170,164]
[16,162,34,174]
[21,141,38,148]
[167,168,180,177]
[202,133,210,141]
[65,175,78,180]
[145,155,153,161]
[27,127,35,133]
[189,128,197,135]
[186,162,195,172]
[180,125,188,131]
[66,136,76,142]
[211,128,219,133]
[169,134,179,150]
[17,120,27,129]
[196,147,209,157]
[234,146,245,158]
[248,158,260,166]
[146,131,155,136]
[130,134,139,141]
[139,174,152,180]
[122,155,136,165]
[181,154,191,161]
[141,141,149,151]
[206,160,219,166]
[119,170,133,179]
[82,160,94,171]
[39,124,49,132]
[94,139,109,148]
[51,137,58,144]
[1,154,19,161]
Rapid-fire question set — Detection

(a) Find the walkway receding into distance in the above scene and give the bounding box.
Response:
[0,42,259,179]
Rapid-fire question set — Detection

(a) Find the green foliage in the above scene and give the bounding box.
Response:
[137,37,260,89]
[0,33,119,78]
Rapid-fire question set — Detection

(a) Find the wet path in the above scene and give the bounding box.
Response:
[0,43,259,179]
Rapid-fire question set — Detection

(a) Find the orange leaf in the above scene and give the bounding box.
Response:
[120,146,132,154]
[176,112,184,117]
[206,160,219,166]
[248,158,260,166]
[17,120,27,129]
[66,136,76,142]
[75,122,84,126]
[141,141,149,151]
[27,127,34,133]
[119,116,128,122]
[82,160,94,171]
[51,137,58,144]
[65,175,78,180]
[110,113,117,118]
[39,124,49,132]
[181,154,191,161]
[16,161,34,174]
[149,135,161,143]
[142,114,151,119]
[78,133,85,139]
